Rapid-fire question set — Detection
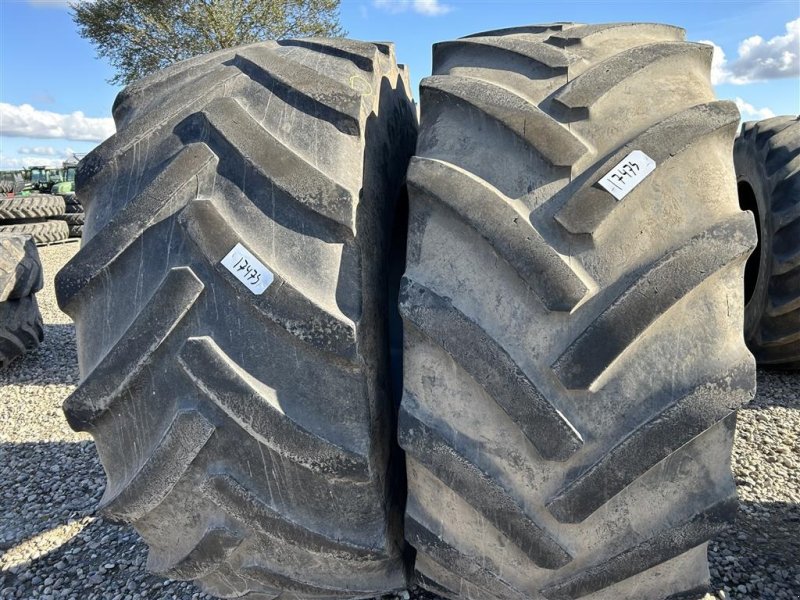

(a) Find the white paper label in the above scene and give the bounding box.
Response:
[597,150,656,201]
[221,243,274,295]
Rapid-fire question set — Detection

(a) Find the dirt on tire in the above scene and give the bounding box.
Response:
[55,37,418,598]
[400,22,756,600]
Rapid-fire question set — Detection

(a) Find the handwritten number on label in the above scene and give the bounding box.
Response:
[221,243,274,295]
[598,150,656,201]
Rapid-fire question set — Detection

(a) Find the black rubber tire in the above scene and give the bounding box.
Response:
[0,220,69,246]
[55,38,417,598]
[68,225,83,238]
[60,213,85,226]
[65,203,85,214]
[400,23,756,600]
[62,193,83,207]
[0,295,44,369]
[0,195,65,220]
[734,116,800,367]
[0,234,44,302]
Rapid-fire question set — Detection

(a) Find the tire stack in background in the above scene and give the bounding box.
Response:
[59,193,85,238]
[0,233,44,368]
[0,194,69,245]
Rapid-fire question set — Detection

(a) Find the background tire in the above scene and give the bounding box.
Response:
[68,225,83,238]
[0,195,66,220]
[62,193,83,208]
[0,295,44,369]
[60,213,85,226]
[735,116,800,367]
[56,38,417,598]
[401,23,755,600]
[0,234,44,302]
[0,220,69,246]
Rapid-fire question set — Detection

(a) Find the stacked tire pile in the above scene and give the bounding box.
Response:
[59,192,85,238]
[0,173,25,195]
[0,234,44,368]
[0,194,69,245]
[50,22,796,600]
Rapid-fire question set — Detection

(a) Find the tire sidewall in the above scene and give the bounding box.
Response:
[735,137,774,343]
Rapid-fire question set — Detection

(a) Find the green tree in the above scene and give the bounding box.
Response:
[72,0,345,85]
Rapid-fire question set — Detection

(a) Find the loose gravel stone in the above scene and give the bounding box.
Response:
[1,243,798,600]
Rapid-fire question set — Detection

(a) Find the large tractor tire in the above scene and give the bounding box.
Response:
[0,234,43,302]
[55,38,417,598]
[0,295,44,369]
[734,116,800,367]
[0,220,69,245]
[0,194,65,220]
[400,23,755,600]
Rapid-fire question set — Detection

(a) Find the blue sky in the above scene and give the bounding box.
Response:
[0,0,798,169]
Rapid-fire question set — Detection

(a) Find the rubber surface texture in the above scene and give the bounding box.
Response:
[56,37,418,599]
[0,234,43,302]
[0,295,43,369]
[401,22,756,600]
[0,220,69,245]
[735,116,800,367]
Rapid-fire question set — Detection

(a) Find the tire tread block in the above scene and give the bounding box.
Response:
[400,277,583,461]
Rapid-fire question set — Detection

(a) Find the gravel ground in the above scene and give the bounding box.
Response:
[1,243,798,600]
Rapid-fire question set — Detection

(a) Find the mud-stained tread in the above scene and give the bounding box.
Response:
[58,37,416,599]
[403,21,755,600]
[178,336,369,480]
[553,42,712,110]
[0,234,43,302]
[242,565,364,597]
[100,409,215,521]
[55,145,218,311]
[736,116,800,366]
[147,526,243,580]
[0,295,44,369]
[408,157,588,311]
[278,38,379,71]
[556,101,740,235]
[62,267,205,431]
[547,363,753,523]
[400,277,582,461]
[553,214,754,390]
[178,199,357,359]
[231,46,364,136]
[399,403,572,568]
[201,473,385,561]
[193,96,357,232]
[406,517,529,600]
[421,76,588,166]
[541,496,738,600]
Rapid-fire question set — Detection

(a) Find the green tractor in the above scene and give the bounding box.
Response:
[51,161,78,195]
[22,166,53,193]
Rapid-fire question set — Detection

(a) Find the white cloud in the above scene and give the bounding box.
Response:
[0,155,64,169]
[18,146,58,156]
[373,0,451,16]
[734,97,777,120]
[0,103,114,142]
[700,18,800,85]
[1,146,82,170]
